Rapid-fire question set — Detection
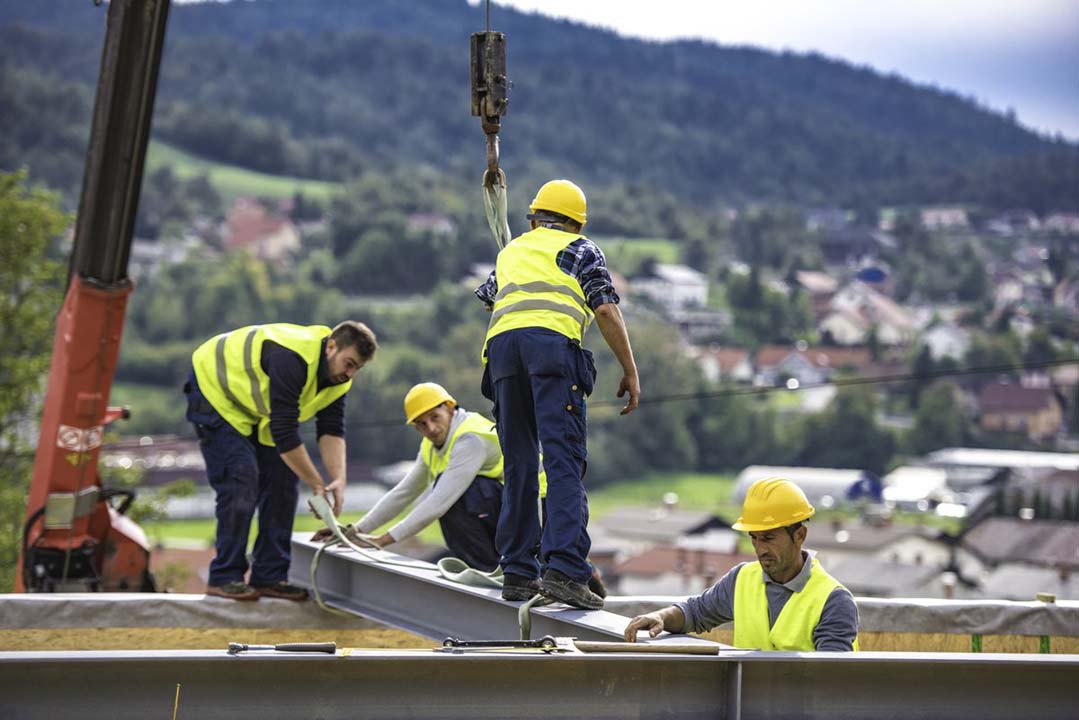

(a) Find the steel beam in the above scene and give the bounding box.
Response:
[2,649,1077,720]
[289,533,719,646]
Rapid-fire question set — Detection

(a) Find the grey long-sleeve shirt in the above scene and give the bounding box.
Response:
[675,549,858,651]
[355,409,501,541]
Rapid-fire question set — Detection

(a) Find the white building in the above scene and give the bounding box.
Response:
[631,264,709,310]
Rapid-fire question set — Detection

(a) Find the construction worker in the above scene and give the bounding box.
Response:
[623,478,859,651]
[185,321,377,601]
[476,179,639,609]
[332,383,522,571]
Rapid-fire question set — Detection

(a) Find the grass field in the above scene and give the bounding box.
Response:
[597,236,681,275]
[143,468,959,549]
[144,471,735,548]
[145,141,342,202]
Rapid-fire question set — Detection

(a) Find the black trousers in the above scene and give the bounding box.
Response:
[438,474,503,572]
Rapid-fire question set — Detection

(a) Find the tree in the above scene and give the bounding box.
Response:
[0,172,67,592]
[906,382,968,456]
[797,387,896,476]
[909,344,934,409]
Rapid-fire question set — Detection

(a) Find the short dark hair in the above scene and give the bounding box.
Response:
[784,522,804,539]
[527,210,581,232]
[330,321,378,360]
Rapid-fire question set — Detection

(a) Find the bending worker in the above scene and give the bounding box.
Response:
[477,179,640,609]
[186,321,377,601]
[342,382,533,572]
[624,478,859,651]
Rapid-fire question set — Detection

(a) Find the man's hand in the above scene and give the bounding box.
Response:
[617,372,640,415]
[310,527,335,543]
[325,476,346,516]
[623,612,667,642]
[358,531,394,549]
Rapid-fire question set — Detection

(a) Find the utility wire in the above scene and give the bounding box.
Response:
[349,357,1079,429]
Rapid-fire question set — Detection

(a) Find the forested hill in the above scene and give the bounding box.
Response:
[3,0,1076,211]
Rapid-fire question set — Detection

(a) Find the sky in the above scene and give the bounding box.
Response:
[487,0,1079,140]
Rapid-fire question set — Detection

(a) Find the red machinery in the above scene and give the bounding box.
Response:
[16,0,172,592]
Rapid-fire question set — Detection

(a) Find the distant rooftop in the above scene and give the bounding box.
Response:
[925,448,1079,472]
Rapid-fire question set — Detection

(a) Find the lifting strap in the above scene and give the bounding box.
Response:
[471,1,511,249]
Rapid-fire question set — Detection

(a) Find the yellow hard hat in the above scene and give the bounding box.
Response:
[732,477,815,532]
[529,179,587,226]
[403,383,456,424]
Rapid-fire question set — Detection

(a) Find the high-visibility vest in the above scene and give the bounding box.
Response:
[732,558,859,651]
[483,226,593,359]
[192,323,352,447]
[420,412,547,497]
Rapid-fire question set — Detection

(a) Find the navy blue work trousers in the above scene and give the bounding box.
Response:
[185,371,299,587]
[482,328,597,582]
[438,474,502,572]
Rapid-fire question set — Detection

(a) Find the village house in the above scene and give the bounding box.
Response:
[692,346,753,384]
[920,323,971,362]
[222,197,300,264]
[920,206,969,231]
[821,281,915,346]
[978,383,1064,441]
[753,345,874,387]
[734,465,882,506]
[610,545,753,596]
[630,263,709,310]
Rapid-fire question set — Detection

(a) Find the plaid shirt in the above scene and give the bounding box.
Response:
[475,231,620,310]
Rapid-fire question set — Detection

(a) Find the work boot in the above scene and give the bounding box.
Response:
[501,573,541,602]
[253,581,309,602]
[588,568,608,599]
[206,581,259,601]
[540,569,604,610]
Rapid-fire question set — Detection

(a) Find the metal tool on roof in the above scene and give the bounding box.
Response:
[226,642,337,656]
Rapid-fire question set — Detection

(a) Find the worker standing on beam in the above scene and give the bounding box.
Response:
[623,478,859,650]
[476,179,640,609]
[186,321,377,601]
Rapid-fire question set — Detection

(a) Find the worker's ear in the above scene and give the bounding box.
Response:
[326,338,337,356]
[793,524,808,546]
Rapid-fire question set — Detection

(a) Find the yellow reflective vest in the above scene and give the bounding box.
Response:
[420,411,547,497]
[191,324,351,447]
[483,226,593,359]
[732,558,859,651]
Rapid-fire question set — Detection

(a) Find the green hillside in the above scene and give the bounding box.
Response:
[3,0,1075,212]
[145,141,341,202]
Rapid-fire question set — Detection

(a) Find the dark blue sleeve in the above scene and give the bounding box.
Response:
[813,587,860,651]
[261,341,306,453]
[315,395,346,439]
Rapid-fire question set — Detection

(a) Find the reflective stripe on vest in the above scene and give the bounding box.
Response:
[732,558,859,651]
[191,323,352,446]
[483,226,593,358]
[420,412,548,497]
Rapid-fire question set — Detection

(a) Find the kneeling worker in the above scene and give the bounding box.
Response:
[345,383,533,573]
[624,478,859,651]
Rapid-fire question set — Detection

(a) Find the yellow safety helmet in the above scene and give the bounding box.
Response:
[403,382,456,424]
[529,179,587,226]
[732,477,815,532]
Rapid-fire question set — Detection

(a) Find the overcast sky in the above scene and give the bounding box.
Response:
[487,0,1079,140]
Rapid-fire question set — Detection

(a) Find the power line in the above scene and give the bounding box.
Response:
[349,357,1079,428]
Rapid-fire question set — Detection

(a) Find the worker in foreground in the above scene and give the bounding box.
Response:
[329,383,518,571]
[186,321,377,601]
[476,179,639,609]
[624,478,859,650]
